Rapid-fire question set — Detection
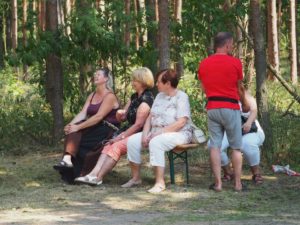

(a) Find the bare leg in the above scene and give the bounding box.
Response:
[250,165,263,184]
[210,147,222,191]
[222,164,233,181]
[250,165,260,175]
[88,154,109,177]
[231,149,243,190]
[96,156,117,181]
[154,166,165,186]
[148,166,166,193]
[121,162,142,187]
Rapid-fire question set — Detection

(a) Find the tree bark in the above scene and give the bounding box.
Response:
[297,0,300,78]
[5,9,12,52]
[267,0,279,81]
[158,0,170,70]
[173,0,183,78]
[250,0,273,155]
[65,0,71,35]
[0,14,4,69]
[134,0,140,50]
[289,0,297,84]
[39,0,46,31]
[45,0,64,144]
[145,0,158,74]
[11,0,17,51]
[57,0,65,26]
[139,0,147,45]
[22,0,28,79]
[124,0,131,49]
[32,0,37,36]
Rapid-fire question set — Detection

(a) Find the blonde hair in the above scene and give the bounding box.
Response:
[131,67,154,89]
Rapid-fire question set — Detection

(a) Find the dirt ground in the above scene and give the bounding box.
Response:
[0,149,300,225]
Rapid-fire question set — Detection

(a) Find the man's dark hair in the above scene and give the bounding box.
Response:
[214,32,233,50]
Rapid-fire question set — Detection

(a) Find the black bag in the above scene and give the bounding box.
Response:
[241,115,257,135]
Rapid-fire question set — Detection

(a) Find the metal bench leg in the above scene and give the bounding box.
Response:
[184,151,189,185]
[169,151,175,184]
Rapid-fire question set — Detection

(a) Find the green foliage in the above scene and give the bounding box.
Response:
[266,82,300,168]
[0,68,53,151]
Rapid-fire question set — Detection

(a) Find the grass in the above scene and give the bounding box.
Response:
[0,146,300,225]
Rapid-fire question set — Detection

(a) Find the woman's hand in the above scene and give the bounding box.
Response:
[242,121,251,134]
[116,109,127,122]
[108,132,125,144]
[65,124,80,135]
[142,133,151,148]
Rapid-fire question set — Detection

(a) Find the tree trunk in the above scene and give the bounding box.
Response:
[57,0,65,26]
[139,0,147,45]
[134,0,140,50]
[5,9,12,52]
[65,0,71,35]
[32,0,37,36]
[173,0,183,78]
[145,0,158,74]
[297,0,300,78]
[39,0,46,31]
[22,0,28,79]
[11,0,17,51]
[124,0,131,49]
[277,0,282,29]
[45,0,64,144]
[158,0,170,71]
[289,0,297,84]
[267,0,279,81]
[250,0,273,158]
[0,14,5,69]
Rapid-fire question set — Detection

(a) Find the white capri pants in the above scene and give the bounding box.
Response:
[220,130,265,167]
[127,132,190,167]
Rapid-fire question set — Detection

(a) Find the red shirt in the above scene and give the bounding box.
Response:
[198,54,243,110]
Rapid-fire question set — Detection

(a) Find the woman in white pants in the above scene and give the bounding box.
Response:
[122,69,192,193]
[221,87,265,184]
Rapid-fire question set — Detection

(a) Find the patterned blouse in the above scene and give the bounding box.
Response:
[150,90,192,140]
[126,89,154,126]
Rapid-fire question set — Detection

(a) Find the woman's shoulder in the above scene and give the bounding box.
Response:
[176,90,188,98]
[142,89,154,99]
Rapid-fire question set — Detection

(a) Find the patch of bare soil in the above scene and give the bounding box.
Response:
[0,150,300,225]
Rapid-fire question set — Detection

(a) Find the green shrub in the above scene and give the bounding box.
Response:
[0,68,53,152]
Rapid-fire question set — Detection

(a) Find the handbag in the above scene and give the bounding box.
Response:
[191,122,206,144]
[241,116,257,135]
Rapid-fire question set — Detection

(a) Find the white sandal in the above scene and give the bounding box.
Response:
[74,175,102,186]
[147,185,166,194]
[121,179,142,188]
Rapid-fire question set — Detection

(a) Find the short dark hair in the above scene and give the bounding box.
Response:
[214,32,233,49]
[157,69,179,88]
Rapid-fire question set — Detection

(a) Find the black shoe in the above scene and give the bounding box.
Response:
[53,160,73,171]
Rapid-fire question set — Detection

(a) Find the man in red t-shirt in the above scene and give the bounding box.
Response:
[198,32,243,192]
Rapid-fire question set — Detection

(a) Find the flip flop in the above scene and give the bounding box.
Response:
[209,183,222,192]
[252,174,263,185]
[53,160,73,171]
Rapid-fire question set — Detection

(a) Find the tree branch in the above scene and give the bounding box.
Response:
[237,22,300,104]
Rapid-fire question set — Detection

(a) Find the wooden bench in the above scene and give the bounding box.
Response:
[167,143,200,185]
